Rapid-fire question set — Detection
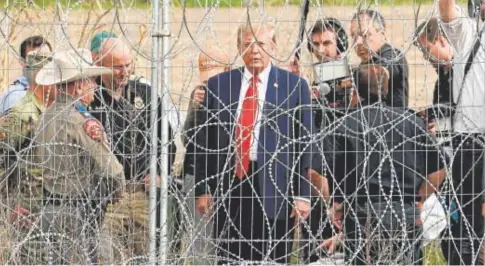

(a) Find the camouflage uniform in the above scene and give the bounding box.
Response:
[0,90,47,264]
[34,93,125,264]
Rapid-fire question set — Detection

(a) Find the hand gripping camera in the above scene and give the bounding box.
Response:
[312,57,353,108]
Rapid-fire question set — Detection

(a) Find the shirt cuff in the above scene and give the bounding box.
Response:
[294,197,311,203]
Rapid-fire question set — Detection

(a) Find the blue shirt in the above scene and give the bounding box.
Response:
[0,75,29,114]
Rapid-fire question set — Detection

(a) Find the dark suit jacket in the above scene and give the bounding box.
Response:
[194,66,313,220]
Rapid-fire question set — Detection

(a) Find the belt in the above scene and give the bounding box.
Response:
[125,182,145,193]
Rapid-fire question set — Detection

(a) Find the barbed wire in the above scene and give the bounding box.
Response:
[0,0,482,265]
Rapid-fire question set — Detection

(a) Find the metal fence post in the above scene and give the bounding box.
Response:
[158,0,172,263]
[148,0,161,263]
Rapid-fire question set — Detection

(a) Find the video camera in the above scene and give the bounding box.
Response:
[312,57,353,108]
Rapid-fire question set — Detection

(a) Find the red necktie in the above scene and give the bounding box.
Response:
[234,75,259,179]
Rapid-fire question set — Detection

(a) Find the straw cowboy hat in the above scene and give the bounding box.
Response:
[36,48,111,86]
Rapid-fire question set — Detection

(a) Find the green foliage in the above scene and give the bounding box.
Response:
[0,0,150,10]
[0,0,467,9]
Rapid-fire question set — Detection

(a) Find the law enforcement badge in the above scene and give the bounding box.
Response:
[83,119,104,142]
[134,96,145,109]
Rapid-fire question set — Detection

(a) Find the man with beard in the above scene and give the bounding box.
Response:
[437,0,485,264]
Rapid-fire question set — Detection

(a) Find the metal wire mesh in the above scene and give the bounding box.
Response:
[0,0,483,265]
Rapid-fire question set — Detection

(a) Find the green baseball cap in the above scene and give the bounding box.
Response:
[90,31,118,53]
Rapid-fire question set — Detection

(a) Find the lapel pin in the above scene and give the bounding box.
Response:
[274,82,278,88]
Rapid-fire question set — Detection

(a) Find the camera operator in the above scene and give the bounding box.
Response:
[296,18,350,263]
[414,18,454,137]
[350,9,409,108]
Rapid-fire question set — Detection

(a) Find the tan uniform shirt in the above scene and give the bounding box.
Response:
[34,93,125,199]
[0,91,45,213]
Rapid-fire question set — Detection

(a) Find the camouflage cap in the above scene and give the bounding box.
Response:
[25,49,53,69]
[90,31,118,53]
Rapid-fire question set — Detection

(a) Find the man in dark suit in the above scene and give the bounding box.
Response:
[194,23,313,264]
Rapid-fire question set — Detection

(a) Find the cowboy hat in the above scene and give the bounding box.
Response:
[36,48,112,86]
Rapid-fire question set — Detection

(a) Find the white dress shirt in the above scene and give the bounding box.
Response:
[441,5,485,133]
[236,63,272,161]
[236,64,310,203]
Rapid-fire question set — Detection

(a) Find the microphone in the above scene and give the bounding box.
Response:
[318,82,332,96]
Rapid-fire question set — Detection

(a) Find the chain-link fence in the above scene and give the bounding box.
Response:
[0,0,483,264]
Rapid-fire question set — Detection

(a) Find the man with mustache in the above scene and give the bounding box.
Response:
[350,9,409,108]
[437,0,485,264]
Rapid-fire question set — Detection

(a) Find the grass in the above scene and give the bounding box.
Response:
[174,0,467,7]
[0,0,467,9]
[0,0,151,10]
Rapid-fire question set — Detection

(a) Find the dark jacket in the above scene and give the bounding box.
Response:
[89,77,175,181]
[368,43,409,108]
[428,65,454,120]
[315,103,444,204]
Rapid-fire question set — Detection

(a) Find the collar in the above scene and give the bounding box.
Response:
[243,63,272,84]
[15,75,29,88]
[54,92,78,104]
[25,90,46,112]
[370,43,394,62]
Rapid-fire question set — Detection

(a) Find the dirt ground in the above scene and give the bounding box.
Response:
[1,4,449,111]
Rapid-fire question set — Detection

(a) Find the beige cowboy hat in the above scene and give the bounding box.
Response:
[36,48,112,86]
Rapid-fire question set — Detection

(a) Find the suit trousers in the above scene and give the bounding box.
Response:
[442,136,485,265]
[213,162,296,264]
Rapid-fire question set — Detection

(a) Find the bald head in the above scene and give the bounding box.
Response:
[97,38,134,97]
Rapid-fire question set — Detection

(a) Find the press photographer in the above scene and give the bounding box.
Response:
[296,17,351,263]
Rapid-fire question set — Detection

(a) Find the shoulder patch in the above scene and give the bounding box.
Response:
[83,119,104,142]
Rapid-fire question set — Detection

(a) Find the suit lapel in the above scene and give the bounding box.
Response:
[264,66,278,108]
[230,67,244,112]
